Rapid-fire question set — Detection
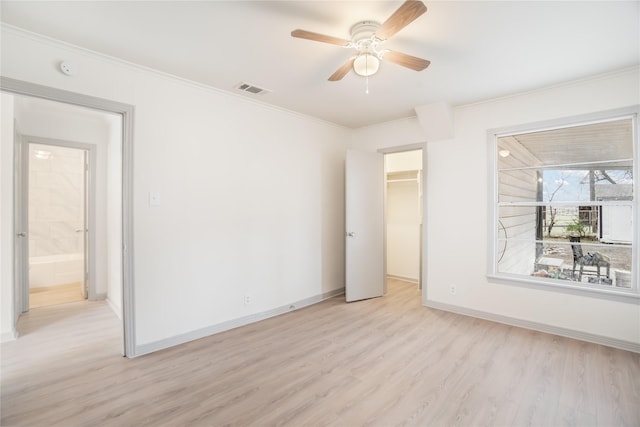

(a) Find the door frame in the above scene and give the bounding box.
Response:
[19,136,97,307]
[378,143,427,300]
[1,77,136,357]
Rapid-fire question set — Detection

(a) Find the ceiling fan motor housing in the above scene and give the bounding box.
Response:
[350,21,381,43]
[349,21,383,76]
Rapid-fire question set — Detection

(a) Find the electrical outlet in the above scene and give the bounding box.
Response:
[449,285,457,295]
[243,295,251,305]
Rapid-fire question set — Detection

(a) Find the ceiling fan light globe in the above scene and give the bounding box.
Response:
[353,54,380,77]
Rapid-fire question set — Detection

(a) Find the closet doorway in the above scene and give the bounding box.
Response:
[385,150,423,290]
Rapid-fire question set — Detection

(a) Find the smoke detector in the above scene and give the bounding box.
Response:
[59,61,77,76]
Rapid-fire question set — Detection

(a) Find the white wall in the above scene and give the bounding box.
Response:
[386,150,422,173]
[352,68,640,346]
[0,93,16,341]
[387,180,420,281]
[28,144,85,263]
[0,27,349,349]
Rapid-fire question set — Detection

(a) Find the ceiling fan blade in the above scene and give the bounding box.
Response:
[383,50,430,71]
[328,58,356,81]
[375,0,427,40]
[291,29,351,46]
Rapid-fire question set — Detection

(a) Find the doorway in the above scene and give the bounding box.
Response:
[385,149,423,290]
[13,97,111,317]
[1,77,135,356]
[26,142,91,308]
[344,147,425,303]
[5,91,129,353]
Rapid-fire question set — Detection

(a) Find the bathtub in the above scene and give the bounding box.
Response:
[29,253,84,288]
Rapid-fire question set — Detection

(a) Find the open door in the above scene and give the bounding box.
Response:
[345,150,384,302]
[15,135,29,314]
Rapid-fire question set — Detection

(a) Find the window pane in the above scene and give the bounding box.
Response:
[497,119,633,167]
[494,115,635,293]
[498,204,632,242]
[498,168,633,204]
[497,204,633,288]
[497,239,632,288]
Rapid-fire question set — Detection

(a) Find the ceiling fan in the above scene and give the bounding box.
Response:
[291,0,430,82]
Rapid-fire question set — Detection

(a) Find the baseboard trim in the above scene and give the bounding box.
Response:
[387,274,419,284]
[424,299,640,353]
[105,297,122,320]
[134,287,345,357]
[1,328,18,343]
[90,293,107,301]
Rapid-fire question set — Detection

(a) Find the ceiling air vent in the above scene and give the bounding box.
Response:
[235,82,271,95]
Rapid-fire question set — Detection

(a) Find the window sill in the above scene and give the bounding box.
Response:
[487,273,640,304]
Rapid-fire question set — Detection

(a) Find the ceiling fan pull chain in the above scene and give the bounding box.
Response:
[365,54,370,94]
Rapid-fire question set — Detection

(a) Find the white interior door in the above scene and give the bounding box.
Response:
[345,149,384,302]
[15,135,29,314]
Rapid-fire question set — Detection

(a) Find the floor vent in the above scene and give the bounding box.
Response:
[235,82,271,95]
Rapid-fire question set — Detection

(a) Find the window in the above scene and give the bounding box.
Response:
[490,108,639,297]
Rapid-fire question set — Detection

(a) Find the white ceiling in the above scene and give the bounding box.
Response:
[1,1,638,128]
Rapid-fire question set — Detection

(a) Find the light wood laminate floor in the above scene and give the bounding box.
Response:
[29,283,85,308]
[2,279,639,426]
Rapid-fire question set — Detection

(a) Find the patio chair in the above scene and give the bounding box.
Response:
[569,236,610,282]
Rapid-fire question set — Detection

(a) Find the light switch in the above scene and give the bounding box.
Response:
[149,191,161,207]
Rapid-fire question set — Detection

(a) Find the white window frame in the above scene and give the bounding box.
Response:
[487,106,640,303]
